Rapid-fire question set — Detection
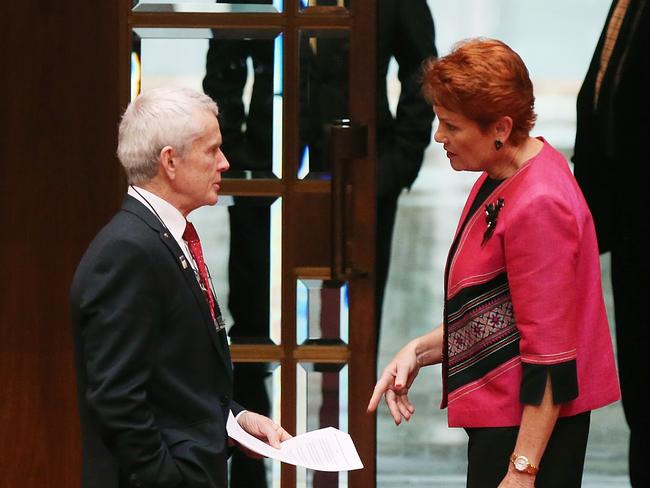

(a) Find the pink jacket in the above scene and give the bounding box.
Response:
[442,139,620,428]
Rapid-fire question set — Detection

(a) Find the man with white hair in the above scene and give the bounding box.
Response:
[71,86,290,488]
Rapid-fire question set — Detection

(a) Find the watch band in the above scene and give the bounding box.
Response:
[510,453,539,475]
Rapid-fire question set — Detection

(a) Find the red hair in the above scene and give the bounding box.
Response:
[422,38,537,145]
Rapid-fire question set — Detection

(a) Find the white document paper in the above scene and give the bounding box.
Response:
[227,411,363,472]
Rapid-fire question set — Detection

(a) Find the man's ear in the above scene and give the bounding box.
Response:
[159,146,178,180]
[494,116,514,144]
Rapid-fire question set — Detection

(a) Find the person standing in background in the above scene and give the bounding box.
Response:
[203,11,276,486]
[573,1,650,486]
[375,0,437,350]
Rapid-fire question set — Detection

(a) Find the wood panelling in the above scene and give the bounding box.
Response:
[291,192,331,267]
[0,1,377,486]
[0,3,123,486]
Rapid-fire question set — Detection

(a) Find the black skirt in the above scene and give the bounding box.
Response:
[465,411,591,488]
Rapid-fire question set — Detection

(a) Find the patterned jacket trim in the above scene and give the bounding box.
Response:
[447,271,521,393]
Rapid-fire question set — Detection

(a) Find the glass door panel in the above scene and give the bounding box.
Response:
[133,28,284,179]
[298,30,350,180]
[192,196,282,344]
[296,362,349,488]
[299,0,349,12]
[133,1,283,13]
[297,279,349,345]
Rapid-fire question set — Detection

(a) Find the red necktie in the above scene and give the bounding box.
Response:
[182,221,216,323]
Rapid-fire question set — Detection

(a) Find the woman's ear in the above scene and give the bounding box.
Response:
[494,116,514,144]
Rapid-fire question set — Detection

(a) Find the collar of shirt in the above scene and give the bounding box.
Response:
[127,185,194,265]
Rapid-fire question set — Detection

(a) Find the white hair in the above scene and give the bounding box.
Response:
[117,86,219,185]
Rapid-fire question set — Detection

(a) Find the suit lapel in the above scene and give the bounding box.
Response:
[121,195,233,375]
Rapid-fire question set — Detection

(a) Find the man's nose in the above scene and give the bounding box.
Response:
[218,152,230,171]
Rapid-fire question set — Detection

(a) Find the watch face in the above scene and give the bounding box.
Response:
[514,456,529,471]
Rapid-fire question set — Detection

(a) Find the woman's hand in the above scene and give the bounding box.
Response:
[367,326,442,424]
[366,340,421,425]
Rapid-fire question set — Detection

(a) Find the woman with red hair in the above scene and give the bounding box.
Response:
[368,38,620,487]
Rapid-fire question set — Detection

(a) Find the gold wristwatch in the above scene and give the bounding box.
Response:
[510,453,539,475]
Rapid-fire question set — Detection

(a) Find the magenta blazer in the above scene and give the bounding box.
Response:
[442,139,620,428]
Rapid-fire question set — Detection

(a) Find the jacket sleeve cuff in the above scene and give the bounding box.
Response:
[229,400,246,418]
[520,360,578,405]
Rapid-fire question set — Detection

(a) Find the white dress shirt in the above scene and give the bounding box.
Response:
[127,185,197,270]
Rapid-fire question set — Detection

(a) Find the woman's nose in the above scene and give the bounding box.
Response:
[433,126,445,144]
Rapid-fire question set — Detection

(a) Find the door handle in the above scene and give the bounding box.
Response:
[327,119,368,281]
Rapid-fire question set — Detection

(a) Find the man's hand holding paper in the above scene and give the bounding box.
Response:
[228,411,363,472]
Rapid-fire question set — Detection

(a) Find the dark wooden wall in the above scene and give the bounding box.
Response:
[0,3,124,486]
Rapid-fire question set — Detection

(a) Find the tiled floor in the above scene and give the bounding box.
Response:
[376,124,630,487]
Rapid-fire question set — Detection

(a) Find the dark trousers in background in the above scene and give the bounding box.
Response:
[229,364,270,487]
[465,411,590,488]
[612,236,650,488]
[375,192,400,352]
[228,205,271,488]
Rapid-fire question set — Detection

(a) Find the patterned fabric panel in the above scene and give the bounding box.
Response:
[447,272,520,393]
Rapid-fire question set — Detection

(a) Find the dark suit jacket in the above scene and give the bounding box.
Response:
[573,0,650,253]
[377,0,436,198]
[71,195,243,488]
